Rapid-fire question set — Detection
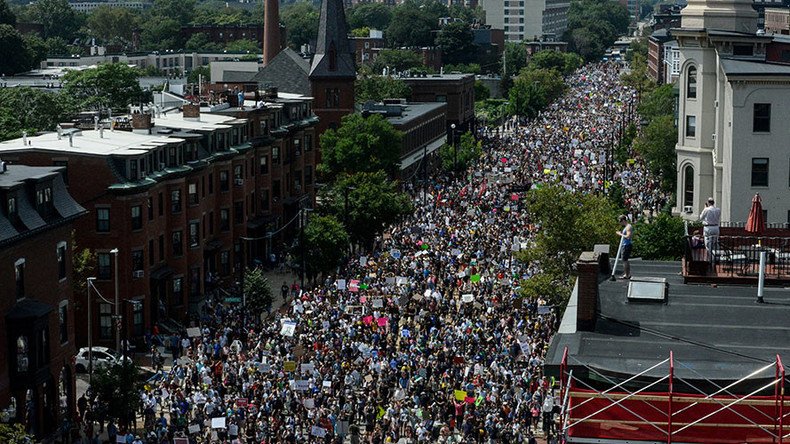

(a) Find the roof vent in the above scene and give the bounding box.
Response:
[0,160,6,174]
[627,277,668,303]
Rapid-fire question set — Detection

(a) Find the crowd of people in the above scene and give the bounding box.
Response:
[80,62,668,444]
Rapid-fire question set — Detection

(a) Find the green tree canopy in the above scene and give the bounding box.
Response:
[61,63,143,112]
[440,131,482,173]
[387,2,434,48]
[0,25,32,75]
[300,214,349,279]
[637,83,675,122]
[516,185,620,305]
[318,113,403,180]
[0,0,15,26]
[225,38,260,53]
[502,42,527,78]
[347,2,392,31]
[474,80,490,101]
[187,65,210,84]
[507,67,566,117]
[26,0,82,40]
[0,88,76,141]
[528,50,583,76]
[633,213,686,260]
[282,2,319,49]
[184,33,223,52]
[322,171,413,247]
[436,21,475,65]
[565,0,628,61]
[370,49,423,73]
[633,114,677,192]
[0,423,34,443]
[355,74,411,103]
[622,52,655,97]
[86,5,139,47]
[139,16,182,50]
[243,267,273,314]
[91,362,143,428]
[149,0,195,26]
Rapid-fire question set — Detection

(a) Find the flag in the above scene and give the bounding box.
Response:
[377,406,386,420]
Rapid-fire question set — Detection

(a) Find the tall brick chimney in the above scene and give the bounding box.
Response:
[131,113,153,135]
[182,104,201,121]
[576,251,600,331]
[263,0,281,66]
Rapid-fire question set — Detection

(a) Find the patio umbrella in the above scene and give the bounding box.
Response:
[745,193,765,235]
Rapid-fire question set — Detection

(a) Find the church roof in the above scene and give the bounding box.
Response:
[720,58,790,77]
[251,48,312,95]
[309,0,356,79]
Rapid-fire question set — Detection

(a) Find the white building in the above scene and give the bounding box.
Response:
[663,40,680,84]
[67,0,150,12]
[479,0,568,41]
[674,0,790,224]
[42,51,262,76]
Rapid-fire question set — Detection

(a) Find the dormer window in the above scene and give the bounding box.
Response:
[36,187,52,207]
[130,159,138,180]
[7,196,16,216]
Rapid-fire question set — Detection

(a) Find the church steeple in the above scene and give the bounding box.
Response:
[309,0,355,79]
[680,0,757,33]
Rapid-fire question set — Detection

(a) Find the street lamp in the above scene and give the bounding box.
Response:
[110,248,119,353]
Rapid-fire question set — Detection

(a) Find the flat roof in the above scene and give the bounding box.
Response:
[375,102,446,126]
[720,58,790,76]
[546,260,790,382]
[400,73,474,81]
[153,111,244,131]
[0,130,183,157]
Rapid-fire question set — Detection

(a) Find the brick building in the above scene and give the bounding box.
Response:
[0,97,318,347]
[0,163,86,438]
[402,73,476,134]
[350,29,385,66]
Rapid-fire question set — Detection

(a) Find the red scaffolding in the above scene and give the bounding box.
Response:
[559,347,788,443]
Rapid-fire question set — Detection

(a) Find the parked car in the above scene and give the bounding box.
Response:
[74,347,130,373]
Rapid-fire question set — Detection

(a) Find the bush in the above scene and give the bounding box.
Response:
[632,213,687,260]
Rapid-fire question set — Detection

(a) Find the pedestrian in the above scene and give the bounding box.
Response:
[699,197,721,254]
[617,215,633,279]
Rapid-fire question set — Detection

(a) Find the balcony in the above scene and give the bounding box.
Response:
[682,224,790,284]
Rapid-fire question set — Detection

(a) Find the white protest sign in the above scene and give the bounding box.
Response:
[294,380,310,391]
[280,321,297,337]
[390,249,402,260]
[372,299,383,308]
[462,294,474,304]
[186,327,201,338]
[301,363,315,373]
[188,424,201,434]
[211,417,226,429]
[311,426,327,438]
[359,256,368,267]
[303,398,315,409]
[336,279,346,290]
[323,380,332,388]
[519,340,531,356]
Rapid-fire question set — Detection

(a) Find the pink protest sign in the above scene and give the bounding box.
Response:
[349,280,360,292]
[377,317,388,327]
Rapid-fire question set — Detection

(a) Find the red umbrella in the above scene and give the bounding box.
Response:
[745,193,765,234]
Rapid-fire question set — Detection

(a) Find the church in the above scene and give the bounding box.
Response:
[674,0,790,224]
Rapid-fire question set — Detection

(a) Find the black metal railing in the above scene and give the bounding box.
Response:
[685,235,790,279]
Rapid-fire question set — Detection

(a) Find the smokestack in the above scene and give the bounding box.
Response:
[263,0,281,66]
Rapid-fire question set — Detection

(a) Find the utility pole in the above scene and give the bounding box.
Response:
[110,248,120,353]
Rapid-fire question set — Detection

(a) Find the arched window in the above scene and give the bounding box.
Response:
[687,66,697,99]
[683,165,695,208]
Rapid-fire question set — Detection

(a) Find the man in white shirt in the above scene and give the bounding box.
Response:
[699,197,721,253]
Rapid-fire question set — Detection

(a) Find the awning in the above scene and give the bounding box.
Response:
[6,299,54,321]
[150,266,175,281]
[400,135,447,170]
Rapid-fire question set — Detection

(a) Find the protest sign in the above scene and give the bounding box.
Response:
[186,327,201,338]
[211,417,226,429]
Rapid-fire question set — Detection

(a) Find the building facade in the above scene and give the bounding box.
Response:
[479,0,569,42]
[0,164,85,438]
[674,0,790,224]
[41,51,263,76]
[402,73,476,133]
[0,98,318,347]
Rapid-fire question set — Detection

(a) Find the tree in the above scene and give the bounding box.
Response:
[86,5,139,47]
[387,3,433,48]
[91,362,142,428]
[370,49,423,73]
[528,50,583,76]
[633,114,677,192]
[184,33,223,52]
[322,171,413,247]
[502,42,527,78]
[633,213,686,260]
[474,80,490,101]
[27,0,81,40]
[638,83,675,122]
[0,25,32,75]
[626,37,648,62]
[318,113,404,180]
[567,26,607,62]
[243,267,274,313]
[436,21,475,65]
[282,2,319,49]
[621,52,655,97]
[0,88,76,141]
[0,423,33,443]
[62,63,143,112]
[515,185,620,306]
[71,232,96,304]
[507,80,546,119]
[355,74,411,103]
[440,131,481,172]
[300,215,349,279]
[187,65,210,84]
[139,16,182,50]
[0,0,15,26]
[565,0,628,61]
[149,0,195,26]
[225,38,260,53]
[347,2,392,31]
[351,26,370,37]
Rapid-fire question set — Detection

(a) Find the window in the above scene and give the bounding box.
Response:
[99,303,112,339]
[683,165,694,208]
[158,235,164,261]
[172,277,183,299]
[305,135,313,152]
[753,103,771,132]
[305,166,313,185]
[325,88,340,108]
[189,267,200,297]
[733,44,754,56]
[261,189,269,210]
[189,222,199,247]
[220,209,230,231]
[16,336,28,372]
[59,302,68,344]
[172,231,183,256]
[158,192,163,216]
[273,180,280,199]
[131,250,144,273]
[129,159,138,180]
[220,171,229,192]
[272,146,280,164]
[36,187,52,206]
[149,239,155,266]
[188,183,198,205]
[96,208,110,232]
[131,205,142,230]
[147,197,153,220]
[687,66,697,99]
[259,155,269,174]
[220,251,230,275]
[685,115,696,138]
[97,253,111,279]
[751,158,769,187]
[7,196,16,216]
[133,301,143,336]
[208,173,214,194]
[15,259,25,300]
[171,189,182,213]
[234,202,244,224]
[57,242,67,280]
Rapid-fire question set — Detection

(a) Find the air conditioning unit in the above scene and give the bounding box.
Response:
[684,205,693,214]
[132,270,145,278]
[235,178,244,186]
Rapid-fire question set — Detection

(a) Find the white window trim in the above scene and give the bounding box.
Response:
[57,241,68,282]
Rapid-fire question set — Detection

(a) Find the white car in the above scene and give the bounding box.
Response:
[74,347,129,373]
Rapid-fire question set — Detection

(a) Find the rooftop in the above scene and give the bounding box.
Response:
[363,102,446,127]
[399,73,474,82]
[546,260,790,382]
[0,130,182,157]
[720,57,790,76]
